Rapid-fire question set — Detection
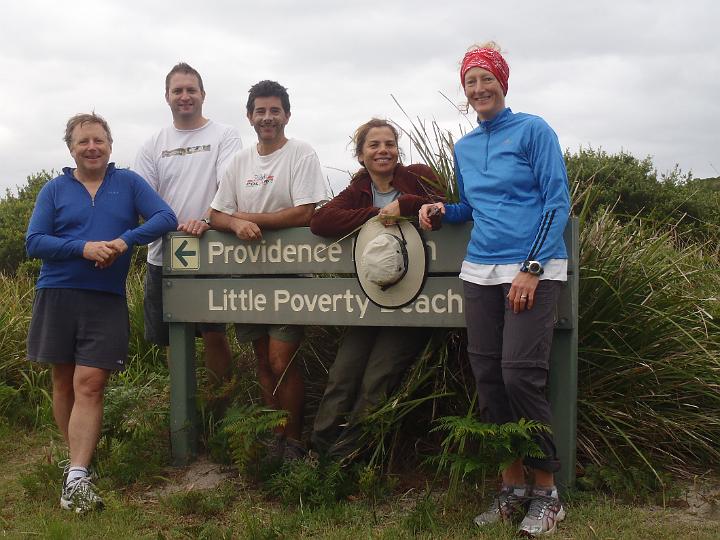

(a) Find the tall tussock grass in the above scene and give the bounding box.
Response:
[0,272,34,381]
[577,209,720,475]
[0,271,50,426]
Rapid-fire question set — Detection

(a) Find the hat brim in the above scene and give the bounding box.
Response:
[354,218,428,309]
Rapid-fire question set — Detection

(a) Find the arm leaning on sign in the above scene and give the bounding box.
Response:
[98,173,178,268]
[177,210,212,237]
[26,181,118,266]
[209,208,262,241]
[209,204,315,241]
[310,184,379,237]
[230,203,315,230]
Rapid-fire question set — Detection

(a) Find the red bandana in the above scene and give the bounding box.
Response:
[460,48,510,95]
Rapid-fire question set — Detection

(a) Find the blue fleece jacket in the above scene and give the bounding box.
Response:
[26,164,178,296]
[444,108,570,265]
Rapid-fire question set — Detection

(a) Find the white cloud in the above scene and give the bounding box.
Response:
[1,0,719,196]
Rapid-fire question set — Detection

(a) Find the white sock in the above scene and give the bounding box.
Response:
[503,485,528,497]
[65,466,88,485]
[532,485,559,499]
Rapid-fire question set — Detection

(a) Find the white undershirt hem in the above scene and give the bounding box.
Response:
[459,259,568,286]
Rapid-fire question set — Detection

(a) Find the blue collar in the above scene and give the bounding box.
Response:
[63,162,116,178]
[477,107,512,132]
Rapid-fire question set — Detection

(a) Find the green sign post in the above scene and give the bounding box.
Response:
[163,220,579,487]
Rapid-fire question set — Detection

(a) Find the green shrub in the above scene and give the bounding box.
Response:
[220,404,288,473]
[576,464,675,504]
[267,459,350,508]
[567,146,720,244]
[356,463,397,505]
[0,171,52,275]
[97,367,170,485]
[430,412,548,498]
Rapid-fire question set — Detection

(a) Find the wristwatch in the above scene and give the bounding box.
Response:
[520,260,544,276]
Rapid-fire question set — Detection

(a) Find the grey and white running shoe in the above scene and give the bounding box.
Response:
[60,475,104,513]
[518,486,566,536]
[473,485,528,526]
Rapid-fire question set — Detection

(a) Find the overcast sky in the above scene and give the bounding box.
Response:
[1,0,718,197]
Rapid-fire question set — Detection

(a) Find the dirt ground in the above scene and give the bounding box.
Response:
[149,457,720,527]
[150,457,237,497]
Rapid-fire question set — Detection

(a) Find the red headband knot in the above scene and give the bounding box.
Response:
[460,48,510,95]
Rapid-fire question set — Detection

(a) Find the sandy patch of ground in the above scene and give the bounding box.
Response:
[151,457,236,497]
[667,480,720,522]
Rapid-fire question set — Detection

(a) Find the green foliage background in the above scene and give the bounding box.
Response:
[0,171,52,275]
[1,145,719,489]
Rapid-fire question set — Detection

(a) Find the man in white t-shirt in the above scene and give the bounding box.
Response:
[134,62,243,384]
[211,80,329,459]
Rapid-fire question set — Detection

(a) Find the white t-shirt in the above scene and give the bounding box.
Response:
[211,138,329,215]
[134,120,242,265]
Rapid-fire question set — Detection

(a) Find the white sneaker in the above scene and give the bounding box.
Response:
[474,485,528,526]
[60,475,104,513]
[518,486,565,536]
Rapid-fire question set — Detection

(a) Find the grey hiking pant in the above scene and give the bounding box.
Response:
[464,279,562,473]
[311,326,430,457]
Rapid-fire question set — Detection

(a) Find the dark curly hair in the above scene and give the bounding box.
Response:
[246,80,290,115]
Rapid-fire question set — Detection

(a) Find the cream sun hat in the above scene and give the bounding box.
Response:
[354,218,428,309]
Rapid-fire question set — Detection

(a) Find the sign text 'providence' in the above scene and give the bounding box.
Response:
[207,239,342,264]
[206,238,440,265]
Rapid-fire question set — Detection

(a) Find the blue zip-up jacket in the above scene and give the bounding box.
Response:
[444,108,570,265]
[26,164,178,296]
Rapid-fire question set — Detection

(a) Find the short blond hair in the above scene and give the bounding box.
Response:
[63,112,113,148]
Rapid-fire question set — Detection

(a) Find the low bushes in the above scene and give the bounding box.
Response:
[1,145,719,494]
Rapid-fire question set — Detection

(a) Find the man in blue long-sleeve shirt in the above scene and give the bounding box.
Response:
[25,113,177,513]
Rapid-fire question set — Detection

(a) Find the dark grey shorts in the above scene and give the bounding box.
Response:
[26,288,129,371]
[234,323,304,344]
[144,263,226,346]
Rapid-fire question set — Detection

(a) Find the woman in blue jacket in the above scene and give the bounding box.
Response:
[420,42,570,536]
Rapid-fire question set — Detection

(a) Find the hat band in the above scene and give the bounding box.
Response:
[380,223,409,291]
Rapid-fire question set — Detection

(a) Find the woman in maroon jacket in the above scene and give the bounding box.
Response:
[310,118,441,459]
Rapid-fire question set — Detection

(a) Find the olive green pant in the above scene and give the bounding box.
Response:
[311,326,429,457]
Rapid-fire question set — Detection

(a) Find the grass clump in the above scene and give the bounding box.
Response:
[162,481,236,517]
[577,210,720,477]
[18,459,64,501]
[401,496,439,537]
[267,459,351,508]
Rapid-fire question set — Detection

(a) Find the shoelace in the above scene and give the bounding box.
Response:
[525,495,557,519]
[490,490,527,515]
[498,488,527,503]
[65,476,98,499]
